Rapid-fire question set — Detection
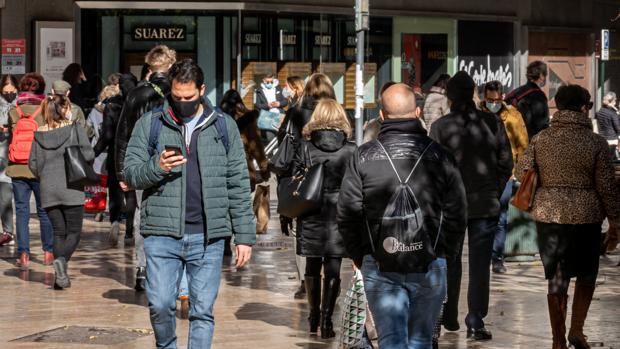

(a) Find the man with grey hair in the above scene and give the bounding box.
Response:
[595,91,620,159]
[338,83,467,348]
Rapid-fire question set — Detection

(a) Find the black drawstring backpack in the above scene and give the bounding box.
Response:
[368,141,442,273]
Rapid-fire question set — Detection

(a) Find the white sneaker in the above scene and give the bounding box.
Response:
[109,222,120,247]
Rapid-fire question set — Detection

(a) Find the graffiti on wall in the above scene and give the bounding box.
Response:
[458,55,513,88]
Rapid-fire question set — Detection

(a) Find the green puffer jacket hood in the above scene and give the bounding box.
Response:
[123,99,256,245]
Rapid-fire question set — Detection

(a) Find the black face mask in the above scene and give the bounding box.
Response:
[1,92,17,103]
[169,97,201,119]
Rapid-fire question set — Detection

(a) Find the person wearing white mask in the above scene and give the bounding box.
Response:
[479,80,529,275]
[255,73,288,114]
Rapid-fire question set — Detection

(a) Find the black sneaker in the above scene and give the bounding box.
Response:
[467,327,493,341]
[492,260,507,274]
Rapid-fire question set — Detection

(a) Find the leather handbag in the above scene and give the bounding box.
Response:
[277,144,325,219]
[65,123,99,187]
[269,120,295,176]
[511,167,538,212]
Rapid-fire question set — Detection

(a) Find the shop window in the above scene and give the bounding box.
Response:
[401,34,448,91]
[277,18,297,61]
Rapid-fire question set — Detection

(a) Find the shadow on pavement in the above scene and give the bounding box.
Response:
[102,288,148,307]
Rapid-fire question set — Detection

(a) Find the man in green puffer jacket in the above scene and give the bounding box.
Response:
[123,59,255,349]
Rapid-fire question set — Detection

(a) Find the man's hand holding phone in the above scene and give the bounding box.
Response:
[159,145,186,172]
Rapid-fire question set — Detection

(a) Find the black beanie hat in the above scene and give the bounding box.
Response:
[447,71,475,103]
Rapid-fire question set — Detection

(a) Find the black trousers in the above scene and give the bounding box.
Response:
[305,257,342,279]
[46,205,84,261]
[107,173,136,236]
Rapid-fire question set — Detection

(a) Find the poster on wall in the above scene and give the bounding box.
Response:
[457,21,514,91]
[401,34,448,91]
[35,21,75,92]
[1,39,26,75]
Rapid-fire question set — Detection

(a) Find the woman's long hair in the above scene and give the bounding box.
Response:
[220,89,247,118]
[286,76,305,105]
[62,63,84,86]
[302,98,351,140]
[302,73,336,102]
[42,94,70,129]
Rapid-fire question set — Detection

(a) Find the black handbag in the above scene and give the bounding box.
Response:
[269,120,295,176]
[65,123,99,187]
[277,144,325,219]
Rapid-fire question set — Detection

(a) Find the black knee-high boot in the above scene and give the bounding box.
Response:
[305,275,321,333]
[320,277,341,339]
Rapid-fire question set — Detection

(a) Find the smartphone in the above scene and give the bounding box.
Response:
[164,145,183,156]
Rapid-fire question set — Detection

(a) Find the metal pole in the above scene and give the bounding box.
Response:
[354,0,369,145]
[237,9,242,92]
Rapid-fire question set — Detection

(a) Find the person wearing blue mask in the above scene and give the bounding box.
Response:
[255,74,288,143]
[479,80,529,275]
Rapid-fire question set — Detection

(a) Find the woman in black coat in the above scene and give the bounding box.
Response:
[595,91,620,159]
[293,98,357,339]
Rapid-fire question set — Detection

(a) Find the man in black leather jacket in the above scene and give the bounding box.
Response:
[114,45,175,292]
[338,84,467,348]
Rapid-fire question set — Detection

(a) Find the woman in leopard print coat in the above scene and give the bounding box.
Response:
[515,85,620,349]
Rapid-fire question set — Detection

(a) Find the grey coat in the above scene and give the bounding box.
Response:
[29,123,95,208]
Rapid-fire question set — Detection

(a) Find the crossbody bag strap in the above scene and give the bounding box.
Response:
[377,140,434,184]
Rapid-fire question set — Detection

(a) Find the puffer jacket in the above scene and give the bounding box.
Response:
[123,99,256,245]
[115,72,170,181]
[337,119,467,266]
[294,127,357,258]
[515,110,620,225]
[595,105,620,142]
[480,101,529,171]
[430,102,513,218]
[423,86,450,131]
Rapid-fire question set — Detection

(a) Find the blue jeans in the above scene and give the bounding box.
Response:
[144,234,225,349]
[361,255,447,349]
[179,267,188,298]
[465,217,499,330]
[494,180,514,262]
[12,179,53,254]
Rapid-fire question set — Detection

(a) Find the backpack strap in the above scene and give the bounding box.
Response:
[213,107,230,154]
[147,107,165,157]
[377,140,434,184]
[14,104,24,118]
[31,106,42,119]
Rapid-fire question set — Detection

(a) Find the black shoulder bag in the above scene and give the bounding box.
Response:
[277,144,325,219]
[65,123,99,187]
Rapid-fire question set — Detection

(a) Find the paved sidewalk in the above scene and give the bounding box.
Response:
[0,207,619,348]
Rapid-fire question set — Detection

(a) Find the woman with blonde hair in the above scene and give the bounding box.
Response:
[29,94,95,289]
[284,75,305,108]
[293,98,356,339]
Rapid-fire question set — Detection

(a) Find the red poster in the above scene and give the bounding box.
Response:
[401,34,422,88]
[1,39,26,55]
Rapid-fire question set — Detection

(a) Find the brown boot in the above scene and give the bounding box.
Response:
[547,294,568,349]
[567,282,595,349]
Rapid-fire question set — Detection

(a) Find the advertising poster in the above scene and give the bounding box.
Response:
[36,22,75,92]
[1,39,26,74]
[401,34,448,91]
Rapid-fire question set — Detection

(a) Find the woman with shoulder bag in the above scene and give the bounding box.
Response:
[515,85,620,349]
[293,98,357,339]
[29,94,95,289]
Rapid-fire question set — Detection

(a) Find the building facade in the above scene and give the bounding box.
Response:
[0,0,614,116]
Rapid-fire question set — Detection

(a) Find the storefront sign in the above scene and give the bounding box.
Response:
[602,29,610,61]
[1,39,26,74]
[347,36,357,47]
[245,33,262,45]
[281,34,296,46]
[314,35,332,46]
[132,25,186,41]
[36,21,75,93]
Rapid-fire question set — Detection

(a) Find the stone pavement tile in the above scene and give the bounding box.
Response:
[1,209,619,349]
